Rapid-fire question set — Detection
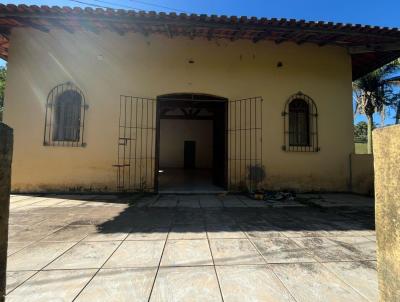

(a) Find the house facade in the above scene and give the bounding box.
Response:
[1,5,399,193]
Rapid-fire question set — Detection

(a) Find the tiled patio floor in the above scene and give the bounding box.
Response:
[6,193,377,301]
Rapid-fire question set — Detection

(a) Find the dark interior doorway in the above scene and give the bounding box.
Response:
[184,141,196,169]
[155,93,227,192]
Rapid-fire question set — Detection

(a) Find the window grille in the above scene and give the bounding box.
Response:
[282,92,319,152]
[44,82,87,147]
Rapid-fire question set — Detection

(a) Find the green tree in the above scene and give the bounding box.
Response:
[354,121,368,143]
[0,66,6,121]
[353,59,400,154]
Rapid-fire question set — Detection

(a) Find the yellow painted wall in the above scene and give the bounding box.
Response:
[350,153,374,195]
[3,28,354,192]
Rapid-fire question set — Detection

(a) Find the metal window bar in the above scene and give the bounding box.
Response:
[282,92,319,152]
[114,95,156,192]
[228,97,263,193]
[43,82,87,147]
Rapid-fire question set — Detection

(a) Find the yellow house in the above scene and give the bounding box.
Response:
[1,4,399,193]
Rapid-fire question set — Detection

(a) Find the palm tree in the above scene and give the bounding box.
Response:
[353,59,400,154]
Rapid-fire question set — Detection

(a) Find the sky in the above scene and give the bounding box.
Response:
[1,0,400,124]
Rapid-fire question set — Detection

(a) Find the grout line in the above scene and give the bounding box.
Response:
[7,194,376,300]
[70,218,138,301]
[235,217,299,302]
[204,208,225,302]
[287,235,371,300]
[6,232,91,296]
[319,261,374,302]
[72,239,126,301]
[8,225,68,250]
[10,197,47,209]
[6,259,378,273]
[146,194,161,207]
[146,210,174,302]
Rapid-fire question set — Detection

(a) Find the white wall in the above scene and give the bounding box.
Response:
[159,119,213,169]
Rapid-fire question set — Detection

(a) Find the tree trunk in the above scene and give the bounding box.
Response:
[367,114,373,154]
[0,123,13,302]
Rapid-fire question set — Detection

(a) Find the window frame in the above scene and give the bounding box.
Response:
[43,82,88,147]
[282,92,319,152]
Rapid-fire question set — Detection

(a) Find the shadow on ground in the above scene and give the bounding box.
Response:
[94,194,375,236]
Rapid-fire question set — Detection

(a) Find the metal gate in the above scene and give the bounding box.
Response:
[228,97,263,192]
[114,96,157,192]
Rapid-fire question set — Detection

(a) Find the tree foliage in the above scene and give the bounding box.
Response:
[353,59,400,153]
[353,60,400,124]
[354,121,367,143]
[354,121,376,143]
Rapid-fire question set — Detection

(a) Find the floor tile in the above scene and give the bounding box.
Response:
[323,261,378,302]
[41,225,96,242]
[126,226,169,241]
[178,200,201,208]
[6,194,378,301]
[252,237,316,263]
[46,241,120,269]
[174,211,205,225]
[238,197,268,208]
[150,266,222,302]
[75,268,157,302]
[6,269,96,302]
[28,198,66,207]
[199,197,223,208]
[8,226,62,243]
[209,239,265,265]
[8,214,45,226]
[84,225,131,241]
[104,240,164,268]
[282,225,332,238]
[240,223,284,238]
[205,213,236,225]
[216,265,294,302]
[152,200,178,207]
[55,199,88,207]
[272,263,366,302]
[364,235,376,242]
[291,237,362,262]
[207,224,247,239]
[6,271,37,294]
[168,224,207,240]
[328,236,376,260]
[161,240,213,266]
[221,199,246,208]
[7,242,31,256]
[7,242,76,271]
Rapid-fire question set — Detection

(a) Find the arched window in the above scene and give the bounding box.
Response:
[53,90,82,141]
[44,82,87,147]
[289,99,310,147]
[282,92,319,152]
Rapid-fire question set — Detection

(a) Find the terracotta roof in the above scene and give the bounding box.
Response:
[0,4,400,79]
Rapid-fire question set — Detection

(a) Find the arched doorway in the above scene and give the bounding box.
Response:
[155,93,228,192]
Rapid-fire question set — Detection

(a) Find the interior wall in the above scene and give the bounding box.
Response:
[159,119,213,169]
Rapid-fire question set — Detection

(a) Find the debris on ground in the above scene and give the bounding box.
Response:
[249,191,296,202]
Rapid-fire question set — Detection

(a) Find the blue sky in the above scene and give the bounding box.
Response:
[1,0,400,124]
